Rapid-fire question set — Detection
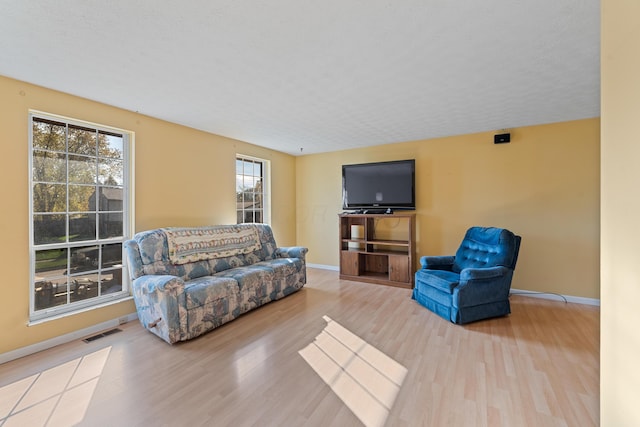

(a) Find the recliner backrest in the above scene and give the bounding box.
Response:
[452,227,520,273]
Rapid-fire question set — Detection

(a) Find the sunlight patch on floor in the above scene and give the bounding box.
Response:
[0,346,111,426]
[299,316,408,427]
[233,343,268,383]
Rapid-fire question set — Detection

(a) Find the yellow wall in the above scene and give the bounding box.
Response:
[0,73,604,373]
[0,76,296,354]
[297,118,600,299]
[601,0,640,424]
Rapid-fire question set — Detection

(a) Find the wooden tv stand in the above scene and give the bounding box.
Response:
[339,213,415,288]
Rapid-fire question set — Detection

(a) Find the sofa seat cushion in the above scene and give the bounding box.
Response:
[415,269,460,294]
[215,265,282,313]
[214,265,275,292]
[253,258,304,278]
[184,276,240,310]
[254,258,306,299]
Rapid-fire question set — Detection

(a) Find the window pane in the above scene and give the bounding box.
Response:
[68,155,96,184]
[236,175,243,193]
[253,162,262,176]
[99,133,123,159]
[33,183,66,213]
[244,211,254,223]
[69,213,96,242]
[33,120,66,151]
[33,150,66,182]
[243,161,254,175]
[236,211,243,223]
[35,248,68,277]
[236,159,243,174]
[254,210,262,223]
[102,243,122,268]
[243,176,253,190]
[99,212,123,239]
[70,273,99,302]
[70,245,99,273]
[98,187,123,211]
[34,214,66,244]
[101,268,123,295]
[68,126,96,155]
[99,158,123,185]
[34,277,69,310]
[243,191,253,204]
[68,185,95,212]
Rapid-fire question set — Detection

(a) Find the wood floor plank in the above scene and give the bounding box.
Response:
[0,268,599,426]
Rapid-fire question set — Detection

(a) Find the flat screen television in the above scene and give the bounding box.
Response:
[342,159,416,212]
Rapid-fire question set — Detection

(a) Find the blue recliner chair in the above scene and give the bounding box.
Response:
[413,227,521,324]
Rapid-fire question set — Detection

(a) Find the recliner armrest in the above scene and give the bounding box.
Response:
[454,266,514,307]
[460,266,509,281]
[420,255,455,270]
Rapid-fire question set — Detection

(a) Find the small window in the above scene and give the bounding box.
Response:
[29,113,133,322]
[236,155,269,224]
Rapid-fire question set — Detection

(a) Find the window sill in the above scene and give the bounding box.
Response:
[28,295,134,326]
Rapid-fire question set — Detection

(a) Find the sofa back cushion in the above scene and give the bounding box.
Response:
[452,227,520,273]
[165,225,263,264]
[127,224,279,281]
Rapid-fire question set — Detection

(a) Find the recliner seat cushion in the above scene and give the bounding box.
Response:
[415,269,460,293]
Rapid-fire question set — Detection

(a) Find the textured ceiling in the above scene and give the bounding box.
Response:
[0,1,600,156]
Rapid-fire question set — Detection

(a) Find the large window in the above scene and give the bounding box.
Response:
[29,112,132,322]
[236,155,269,224]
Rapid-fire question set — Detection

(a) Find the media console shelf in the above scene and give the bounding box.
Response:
[339,213,415,288]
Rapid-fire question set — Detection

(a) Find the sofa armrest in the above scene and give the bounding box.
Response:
[124,239,145,280]
[276,246,308,260]
[134,274,185,295]
[131,275,186,344]
[420,255,455,270]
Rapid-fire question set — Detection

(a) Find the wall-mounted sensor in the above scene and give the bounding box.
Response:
[494,133,511,144]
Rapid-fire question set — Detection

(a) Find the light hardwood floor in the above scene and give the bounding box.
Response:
[0,268,599,427]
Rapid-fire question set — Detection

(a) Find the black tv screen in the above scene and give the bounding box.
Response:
[342,159,416,211]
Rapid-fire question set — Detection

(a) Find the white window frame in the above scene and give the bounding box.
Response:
[236,154,270,224]
[28,111,134,323]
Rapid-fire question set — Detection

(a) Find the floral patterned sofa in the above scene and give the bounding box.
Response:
[124,224,308,344]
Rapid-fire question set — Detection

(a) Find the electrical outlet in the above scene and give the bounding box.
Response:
[118,316,128,325]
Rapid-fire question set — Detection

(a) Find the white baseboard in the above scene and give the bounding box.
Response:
[510,288,600,306]
[307,263,339,271]
[307,266,600,307]
[0,312,138,365]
